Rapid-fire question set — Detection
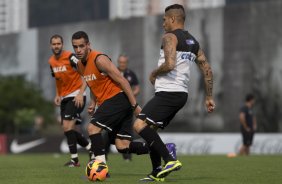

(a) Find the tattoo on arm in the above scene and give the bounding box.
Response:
[153,34,177,77]
[163,35,176,67]
[206,79,213,97]
[196,49,213,97]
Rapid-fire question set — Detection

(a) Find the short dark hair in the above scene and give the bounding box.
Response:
[50,34,63,44]
[165,4,185,13]
[245,94,255,102]
[165,4,185,22]
[72,31,89,43]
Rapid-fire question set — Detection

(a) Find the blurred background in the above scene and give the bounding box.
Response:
[0,0,281,154]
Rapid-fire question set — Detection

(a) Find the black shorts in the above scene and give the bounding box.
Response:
[60,96,86,124]
[137,92,188,129]
[90,92,133,142]
[241,128,254,146]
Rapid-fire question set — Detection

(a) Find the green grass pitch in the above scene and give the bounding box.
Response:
[0,153,282,184]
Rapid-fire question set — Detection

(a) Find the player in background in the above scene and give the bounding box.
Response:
[133,4,216,181]
[118,54,140,97]
[117,54,177,162]
[239,94,257,155]
[49,34,92,167]
[71,31,149,165]
[116,54,140,161]
[118,54,178,162]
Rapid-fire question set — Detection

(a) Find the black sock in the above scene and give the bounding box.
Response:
[74,131,89,147]
[104,139,110,160]
[64,130,77,155]
[139,126,174,163]
[71,157,79,163]
[122,153,132,160]
[150,149,162,170]
[89,133,105,156]
[129,142,149,155]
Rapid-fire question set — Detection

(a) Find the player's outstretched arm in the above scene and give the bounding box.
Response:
[96,55,141,116]
[196,48,215,113]
[150,33,178,85]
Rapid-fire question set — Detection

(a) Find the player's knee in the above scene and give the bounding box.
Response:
[62,120,74,132]
[133,119,147,133]
[87,123,101,134]
[62,125,71,132]
[115,139,130,150]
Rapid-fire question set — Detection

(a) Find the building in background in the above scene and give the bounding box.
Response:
[28,0,109,28]
[0,0,281,132]
[0,0,28,35]
[0,0,111,35]
[1,0,268,35]
[109,0,225,20]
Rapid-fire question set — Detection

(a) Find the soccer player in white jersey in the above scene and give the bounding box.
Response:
[134,4,216,182]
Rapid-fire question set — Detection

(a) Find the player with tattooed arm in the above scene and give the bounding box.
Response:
[133,4,216,182]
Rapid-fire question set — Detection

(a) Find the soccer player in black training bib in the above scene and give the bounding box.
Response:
[133,4,216,181]
[239,94,257,156]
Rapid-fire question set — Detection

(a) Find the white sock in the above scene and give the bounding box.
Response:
[95,155,106,163]
[71,153,78,159]
[91,153,95,160]
[85,143,91,150]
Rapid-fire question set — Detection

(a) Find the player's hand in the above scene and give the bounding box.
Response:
[88,102,96,115]
[133,105,142,117]
[54,96,61,106]
[73,93,84,108]
[245,127,251,132]
[205,97,215,113]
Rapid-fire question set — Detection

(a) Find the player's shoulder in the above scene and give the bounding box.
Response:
[95,53,112,64]
[87,49,102,61]
[161,33,178,48]
[162,32,177,40]
[61,50,73,57]
[48,54,57,64]
[173,29,198,42]
[52,50,73,60]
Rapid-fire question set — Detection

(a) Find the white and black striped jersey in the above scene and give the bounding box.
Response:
[155,29,200,93]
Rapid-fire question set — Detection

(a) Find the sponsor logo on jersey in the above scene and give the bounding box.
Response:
[70,55,79,64]
[84,74,97,82]
[186,39,195,45]
[52,66,67,73]
[181,52,196,61]
[126,76,132,82]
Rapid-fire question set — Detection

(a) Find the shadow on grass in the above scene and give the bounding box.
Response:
[111,171,223,183]
[111,172,147,177]
[165,176,224,183]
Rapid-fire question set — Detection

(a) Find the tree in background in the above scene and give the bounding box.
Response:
[0,75,55,134]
